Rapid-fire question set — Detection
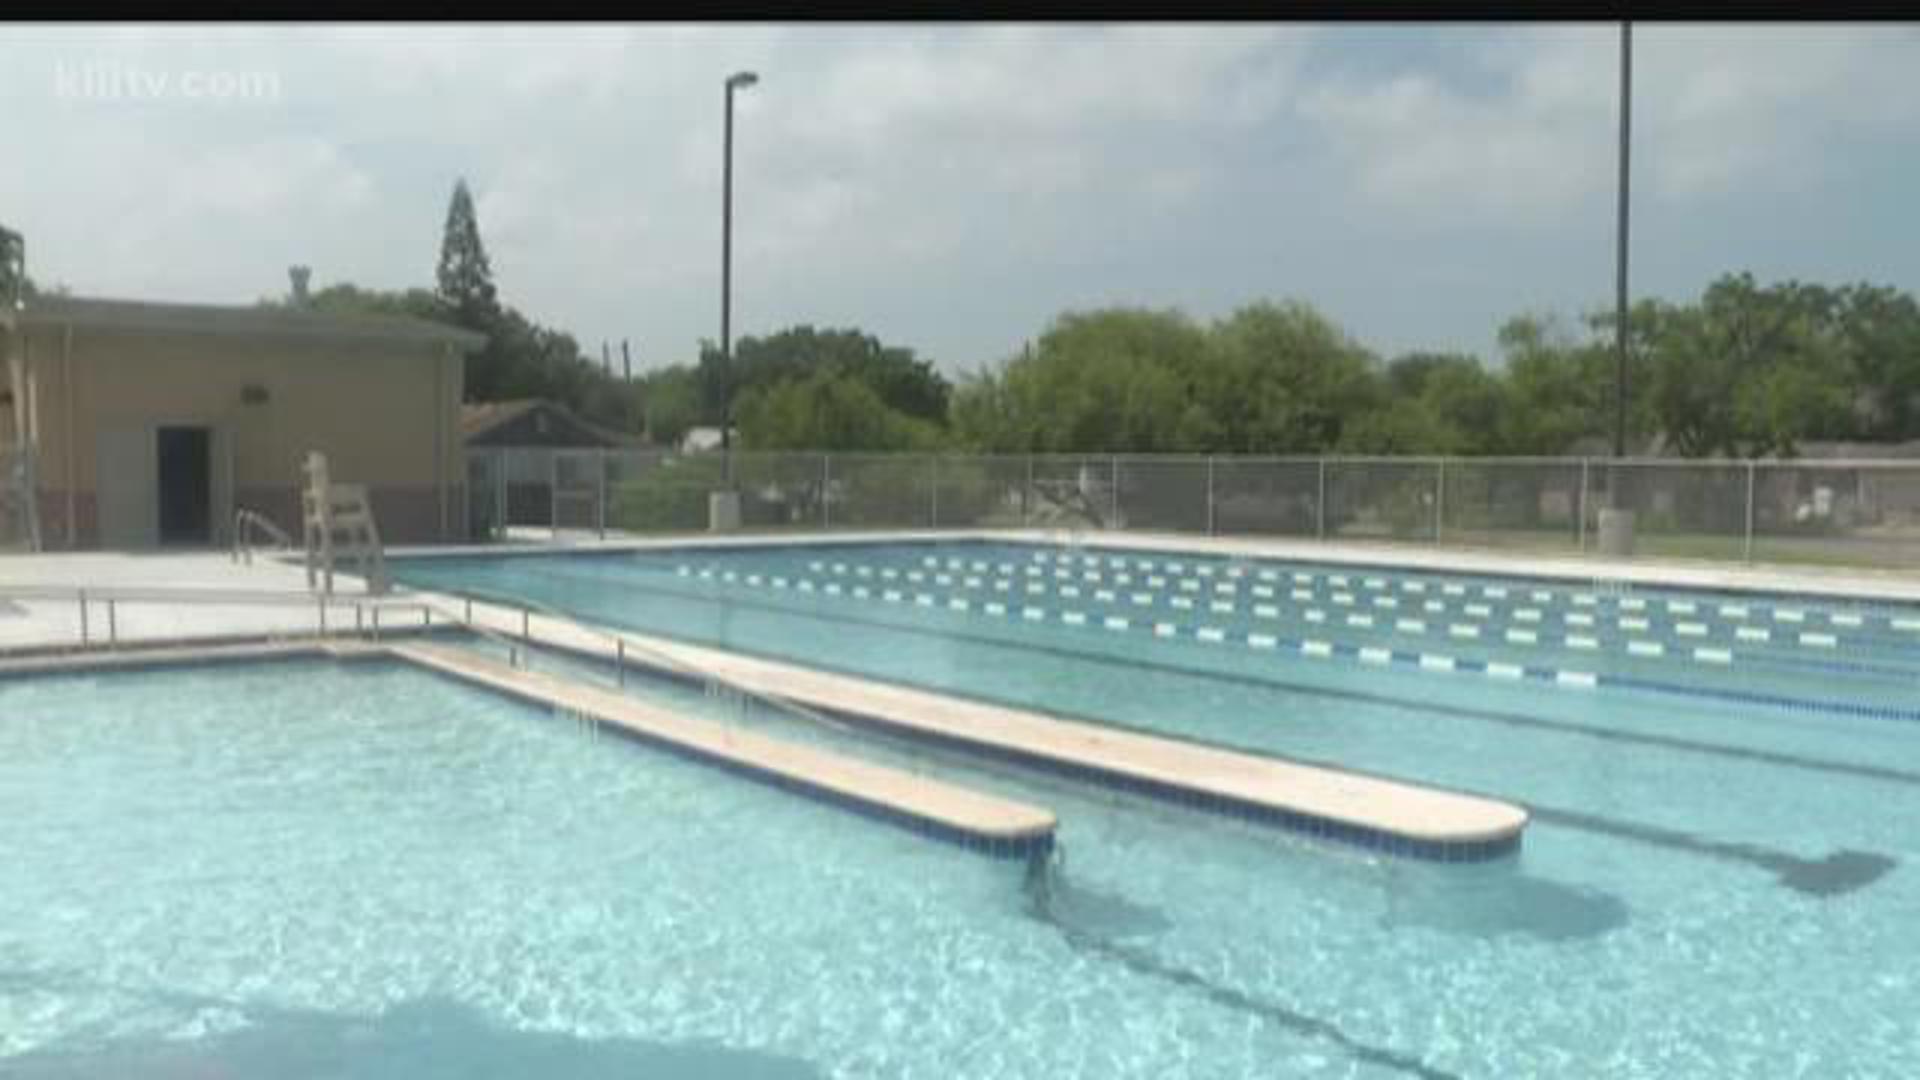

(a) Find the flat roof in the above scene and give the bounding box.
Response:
[11,294,486,351]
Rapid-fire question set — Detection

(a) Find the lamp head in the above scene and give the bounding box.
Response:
[726,71,759,90]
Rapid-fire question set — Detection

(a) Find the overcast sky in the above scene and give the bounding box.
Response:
[4,22,1916,375]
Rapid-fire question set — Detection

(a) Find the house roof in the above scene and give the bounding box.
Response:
[11,294,486,351]
[461,398,644,447]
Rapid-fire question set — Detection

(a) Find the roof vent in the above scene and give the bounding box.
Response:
[289,265,311,306]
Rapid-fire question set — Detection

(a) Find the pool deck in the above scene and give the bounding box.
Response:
[393,640,1059,858]
[436,593,1530,859]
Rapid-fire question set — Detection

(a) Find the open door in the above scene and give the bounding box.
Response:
[157,426,211,546]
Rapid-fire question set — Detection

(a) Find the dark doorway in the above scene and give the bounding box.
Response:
[157,426,212,545]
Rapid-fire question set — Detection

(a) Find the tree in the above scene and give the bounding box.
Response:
[951,308,1211,453]
[634,365,703,447]
[0,224,27,304]
[1203,301,1385,453]
[435,179,499,327]
[696,325,950,432]
[735,370,940,452]
[1493,315,1608,455]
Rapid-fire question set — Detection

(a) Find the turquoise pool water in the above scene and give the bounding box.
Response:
[4,655,1479,1079]
[384,538,1920,1076]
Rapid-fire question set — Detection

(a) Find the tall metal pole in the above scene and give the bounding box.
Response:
[1612,23,1633,485]
[721,71,758,488]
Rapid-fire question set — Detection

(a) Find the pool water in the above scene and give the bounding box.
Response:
[380,538,1920,1076]
[4,656,1488,1079]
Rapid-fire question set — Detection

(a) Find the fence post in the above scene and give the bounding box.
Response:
[1316,458,1328,540]
[78,589,88,648]
[1434,459,1446,545]
[1578,458,1590,553]
[107,598,117,649]
[929,454,940,528]
[1023,455,1034,528]
[495,449,507,539]
[597,449,608,539]
[1744,460,1757,564]
[616,638,626,687]
[1110,455,1120,530]
[1205,455,1216,536]
[821,453,832,530]
[549,450,560,542]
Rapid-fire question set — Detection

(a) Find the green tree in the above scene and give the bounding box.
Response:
[0,225,23,305]
[952,308,1210,453]
[1204,301,1385,453]
[697,325,950,432]
[735,370,940,452]
[1493,315,1608,454]
[634,365,703,447]
[435,178,499,327]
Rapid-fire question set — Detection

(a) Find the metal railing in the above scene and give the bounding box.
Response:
[0,583,440,657]
[231,507,295,565]
[464,448,1920,571]
[427,582,882,750]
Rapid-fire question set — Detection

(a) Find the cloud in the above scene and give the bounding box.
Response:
[0,24,1912,374]
[1298,24,1920,224]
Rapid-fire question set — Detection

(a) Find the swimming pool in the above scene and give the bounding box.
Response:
[387,537,1920,1076]
[5,648,1617,1079]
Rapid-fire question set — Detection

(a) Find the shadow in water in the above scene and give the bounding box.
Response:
[1528,806,1899,899]
[5,995,823,1080]
[1022,862,1459,1080]
[1380,862,1631,943]
[1036,872,1176,940]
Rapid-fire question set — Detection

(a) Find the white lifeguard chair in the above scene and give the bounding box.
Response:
[302,451,389,595]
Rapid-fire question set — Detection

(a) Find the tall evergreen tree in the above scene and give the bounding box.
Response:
[0,224,24,306]
[435,179,498,328]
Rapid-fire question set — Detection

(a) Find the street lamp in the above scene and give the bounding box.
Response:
[1612,22,1632,464]
[1597,21,1637,556]
[719,69,758,492]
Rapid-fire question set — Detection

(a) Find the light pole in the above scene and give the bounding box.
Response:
[1598,21,1637,556]
[719,69,757,490]
[1612,22,1632,464]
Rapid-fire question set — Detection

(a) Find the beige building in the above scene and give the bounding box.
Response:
[1,294,483,549]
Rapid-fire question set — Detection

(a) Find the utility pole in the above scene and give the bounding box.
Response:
[1613,21,1632,463]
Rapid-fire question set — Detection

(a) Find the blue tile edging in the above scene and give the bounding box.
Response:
[534,636,1521,865]
[403,656,1056,867]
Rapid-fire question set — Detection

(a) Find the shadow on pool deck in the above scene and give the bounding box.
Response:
[5,996,823,1080]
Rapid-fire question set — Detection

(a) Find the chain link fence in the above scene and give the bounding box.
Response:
[464,447,1920,571]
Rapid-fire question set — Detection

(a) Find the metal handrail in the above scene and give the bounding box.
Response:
[231,507,294,565]
[425,581,867,744]
[0,582,438,654]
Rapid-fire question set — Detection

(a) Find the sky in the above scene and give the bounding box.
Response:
[3,22,1917,377]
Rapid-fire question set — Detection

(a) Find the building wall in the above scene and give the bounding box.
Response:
[20,324,465,548]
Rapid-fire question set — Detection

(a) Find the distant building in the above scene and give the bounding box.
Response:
[1,290,483,550]
[461,398,640,450]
